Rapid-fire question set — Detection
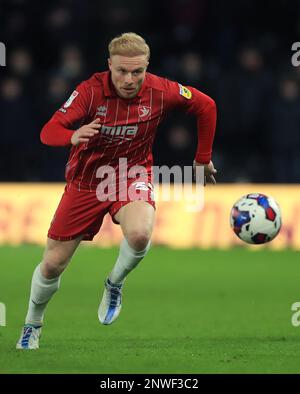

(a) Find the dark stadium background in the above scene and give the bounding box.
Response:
[1,0,299,183]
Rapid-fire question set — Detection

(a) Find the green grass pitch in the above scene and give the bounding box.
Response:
[0,245,300,374]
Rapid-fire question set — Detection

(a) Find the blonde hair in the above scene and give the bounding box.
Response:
[108,32,150,60]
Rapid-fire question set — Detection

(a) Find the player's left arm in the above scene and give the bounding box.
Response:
[165,80,217,185]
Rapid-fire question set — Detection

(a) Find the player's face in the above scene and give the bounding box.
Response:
[108,55,148,99]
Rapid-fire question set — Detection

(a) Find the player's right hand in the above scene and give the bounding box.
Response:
[71,118,101,146]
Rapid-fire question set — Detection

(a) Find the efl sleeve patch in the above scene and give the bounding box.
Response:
[63,90,79,108]
[178,83,192,99]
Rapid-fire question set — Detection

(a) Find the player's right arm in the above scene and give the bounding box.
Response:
[40,82,100,146]
[70,119,100,145]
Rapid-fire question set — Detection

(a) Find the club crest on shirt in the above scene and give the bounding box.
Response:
[138,105,151,120]
[63,90,79,108]
[178,84,192,99]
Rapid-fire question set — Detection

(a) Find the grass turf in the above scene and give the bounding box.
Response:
[0,245,299,374]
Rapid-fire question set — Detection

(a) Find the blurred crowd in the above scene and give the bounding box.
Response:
[0,0,300,183]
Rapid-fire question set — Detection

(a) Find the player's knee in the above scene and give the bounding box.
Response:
[41,255,69,278]
[126,230,151,251]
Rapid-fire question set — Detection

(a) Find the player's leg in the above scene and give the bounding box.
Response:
[17,236,82,349]
[98,201,154,325]
[109,200,154,284]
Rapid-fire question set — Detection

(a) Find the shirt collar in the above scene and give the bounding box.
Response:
[103,71,148,99]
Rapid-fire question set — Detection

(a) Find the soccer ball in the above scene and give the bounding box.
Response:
[230,193,282,244]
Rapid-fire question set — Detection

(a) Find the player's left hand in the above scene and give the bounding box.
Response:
[193,160,217,185]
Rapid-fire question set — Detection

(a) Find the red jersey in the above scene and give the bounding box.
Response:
[41,71,216,190]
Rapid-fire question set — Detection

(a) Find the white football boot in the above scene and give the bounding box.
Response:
[16,325,42,349]
[98,278,123,325]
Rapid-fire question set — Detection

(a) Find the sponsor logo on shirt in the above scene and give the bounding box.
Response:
[178,84,192,99]
[96,105,107,117]
[100,125,138,143]
[138,105,151,120]
[63,90,79,108]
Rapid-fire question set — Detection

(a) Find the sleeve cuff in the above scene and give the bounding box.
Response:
[194,153,211,164]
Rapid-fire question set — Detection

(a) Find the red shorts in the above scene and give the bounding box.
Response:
[48,179,155,241]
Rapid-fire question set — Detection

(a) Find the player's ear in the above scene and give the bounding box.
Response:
[108,58,112,70]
